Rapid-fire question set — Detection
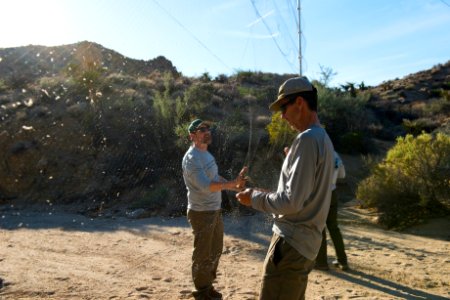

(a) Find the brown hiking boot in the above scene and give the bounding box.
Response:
[192,287,222,300]
[208,287,222,299]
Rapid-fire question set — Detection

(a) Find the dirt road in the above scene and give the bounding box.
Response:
[1,204,449,299]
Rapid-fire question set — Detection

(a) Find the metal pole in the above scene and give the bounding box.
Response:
[297,0,302,76]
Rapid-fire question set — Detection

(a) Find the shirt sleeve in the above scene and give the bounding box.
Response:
[183,155,212,191]
[251,135,318,215]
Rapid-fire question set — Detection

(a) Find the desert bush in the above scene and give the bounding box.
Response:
[234,70,275,85]
[422,98,450,116]
[6,73,31,89]
[105,73,136,87]
[317,82,375,152]
[200,72,211,83]
[237,86,254,97]
[214,74,228,83]
[402,118,440,135]
[0,79,8,93]
[183,82,215,118]
[235,70,259,84]
[338,131,372,154]
[66,60,107,107]
[237,85,277,105]
[356,132,450,228]
[266,111,297,151]
[38,76,63,90]
[130,187,169,209]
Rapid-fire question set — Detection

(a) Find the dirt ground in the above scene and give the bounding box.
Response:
[0,201,449,300]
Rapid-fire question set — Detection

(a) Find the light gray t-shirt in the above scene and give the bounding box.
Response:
[182,146,222,211]
[251,125,334,260]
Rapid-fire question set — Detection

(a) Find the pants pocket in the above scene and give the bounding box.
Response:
[271,236,284,266]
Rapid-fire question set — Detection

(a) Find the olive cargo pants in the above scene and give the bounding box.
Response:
[259,234,315,300]
[187,209,223,296]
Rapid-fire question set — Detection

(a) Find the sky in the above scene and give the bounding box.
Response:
[1,0,449,87]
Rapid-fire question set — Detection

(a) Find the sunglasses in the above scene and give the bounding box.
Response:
[280,97,297,114]
[196,126,210,133]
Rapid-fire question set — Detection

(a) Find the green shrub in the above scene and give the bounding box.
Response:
[214,74,228,83]
[130,187,169,209]
[356,132,450,228]
[339,131,370,154]
[200,72,211,82]
[316,82,375,152]
[234,70,274,85]
[423,98,450,116]
[429,88,443,98]
[266,111,296,150]
[183,82,215,117]
[402,118,439,135]
[0,79,8,92]
[237,86,254,97]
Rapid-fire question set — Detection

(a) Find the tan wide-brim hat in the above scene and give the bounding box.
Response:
[269,76,313,111]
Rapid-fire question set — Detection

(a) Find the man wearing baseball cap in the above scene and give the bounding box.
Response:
[237,77,335,299]
[182,119,247,300]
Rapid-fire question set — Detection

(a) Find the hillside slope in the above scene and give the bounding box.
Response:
[0,41,449,212]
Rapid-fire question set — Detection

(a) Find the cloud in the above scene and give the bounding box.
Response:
[246,10,275,28]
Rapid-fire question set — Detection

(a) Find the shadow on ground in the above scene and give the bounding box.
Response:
[0,205,273,247]
[323,268,449,300]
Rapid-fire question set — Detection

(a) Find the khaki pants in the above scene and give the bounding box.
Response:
[259,234,314,300]
[187,209,224,296]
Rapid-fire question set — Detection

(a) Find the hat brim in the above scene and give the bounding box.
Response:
[189,120,212,133]
[269,96,291,112]
[197,121,211,128]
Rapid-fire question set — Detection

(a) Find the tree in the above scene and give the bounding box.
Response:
[318,64,337,87]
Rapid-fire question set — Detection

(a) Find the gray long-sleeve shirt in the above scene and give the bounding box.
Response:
[251,125,334,260]
[182,146,222,211]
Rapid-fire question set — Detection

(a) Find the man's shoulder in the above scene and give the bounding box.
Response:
[298,126,327,142]
[183,147,210,165]
[182,147,196,163]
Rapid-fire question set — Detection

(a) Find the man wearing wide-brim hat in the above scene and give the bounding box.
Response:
[237,76,335,299]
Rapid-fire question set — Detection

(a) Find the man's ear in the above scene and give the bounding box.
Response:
[294,96,303,108]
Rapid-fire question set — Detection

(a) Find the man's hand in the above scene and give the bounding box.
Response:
[236,188,253,206]
[235,166,248,189]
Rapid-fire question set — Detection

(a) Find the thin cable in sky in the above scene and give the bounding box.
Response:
[287,0,299,28]
[151,0,232,72]
[439,0,450,7]
[272,0,298,53]
[250,0,296,73]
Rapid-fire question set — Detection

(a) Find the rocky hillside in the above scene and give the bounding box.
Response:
[0,41,448,215]
[0,41,177,85]
[367,61,450,137]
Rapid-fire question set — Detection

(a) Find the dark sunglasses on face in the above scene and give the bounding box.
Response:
[196,126,210,133]
[280,97,296,114]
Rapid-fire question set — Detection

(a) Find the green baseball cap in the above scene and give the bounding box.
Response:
[188,119,210,133]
